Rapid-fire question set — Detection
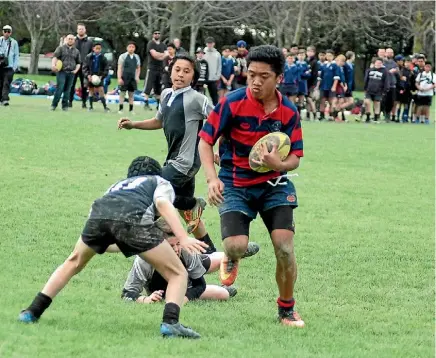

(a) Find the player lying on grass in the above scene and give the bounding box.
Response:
[82,41,110,112]
[198,45,305,328]
[118,54,216,254]
[122,238,260,304]
[18,156,207,339]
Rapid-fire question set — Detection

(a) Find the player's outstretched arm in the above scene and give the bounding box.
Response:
[199,139,224,206]
[118,117,163,130]
[155,198,208,254]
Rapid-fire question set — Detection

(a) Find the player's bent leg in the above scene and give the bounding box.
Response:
[199,285,232,301]
[138,241,200,339]
[19,237,96,323]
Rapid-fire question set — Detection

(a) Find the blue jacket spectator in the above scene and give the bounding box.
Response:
[0,25,19,106]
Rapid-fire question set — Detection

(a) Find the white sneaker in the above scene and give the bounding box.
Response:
[118,110,123,114]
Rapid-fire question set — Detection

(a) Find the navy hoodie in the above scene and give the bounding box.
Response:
[364,67,389,95]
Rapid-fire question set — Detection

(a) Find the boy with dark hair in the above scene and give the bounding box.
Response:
[305,45,319,120]
[415,61,436,124]
[363,57,389,122]
[394,55,412,122]
[235,40,248,88]
[281,53,299,103]
[290,44,299,57]
[162,43,176,89]
[317,51,326,66]
[219,45,235,97]
[117,41,141,114]
[317,49,341,120]
[410,55,426,122]
[199,45,305,328]
[341,51,355,115]
[82,42,110,112]
[195,47,208,94]
[18,156,207,339]
[296,49,310,113]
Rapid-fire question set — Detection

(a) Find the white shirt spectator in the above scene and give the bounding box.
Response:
[416,71,436,96]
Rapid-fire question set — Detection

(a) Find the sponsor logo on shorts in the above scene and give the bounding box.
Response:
[287,194,296,203]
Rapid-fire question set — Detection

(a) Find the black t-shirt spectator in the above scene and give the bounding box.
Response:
[146,40,167,71]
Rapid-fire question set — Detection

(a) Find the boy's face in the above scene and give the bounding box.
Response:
[297,53,305,61]
[374,60,383,69]
[93,45,102,55]
[290,46,299,55]
[424,64,432,72]
[167,237,181,257]
[396,59,404,67]
[286,55,294,64]
[405,60,411,68]
[127,44,135,54]
[307,49,315,58]
[247,61,281,101]
[336,58,345,66]
[326,53,334,62]
[167,46,175,56]
[222,49,230,57]
[417,58,425,68]
[196,52,204,59]
[319,53,326,62]
[282,48,288,56]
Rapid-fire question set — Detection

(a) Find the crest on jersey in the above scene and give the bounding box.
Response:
[272,121,282,132]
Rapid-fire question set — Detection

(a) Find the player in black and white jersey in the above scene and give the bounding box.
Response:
[18,156,207,339]
[118,54,219,254]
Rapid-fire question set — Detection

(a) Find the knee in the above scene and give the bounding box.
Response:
[66,251,86,274]
[272,234,295,264]
[223,236,248,257]
[217,288,230,301]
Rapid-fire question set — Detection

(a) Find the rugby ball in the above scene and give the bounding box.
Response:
[91,75,101,86]
[55,60,63,71]
[248,132,290,173]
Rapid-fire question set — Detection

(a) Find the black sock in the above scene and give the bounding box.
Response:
[27,292,52,318]
[332,110,338,118]
[199,234,216,252]
[89,97,93,109]
[366,113,370,121]
[144,99,149,106]
[341,111,346,121]
[129,104,134,112]
[392,114,396,121]
[173,196,197,211]
[320,112,325,119]
[156,98,160,108]
[374,113,380,121]
[119,104,123,111]
[163,302,180,324]
[101,97,107,109]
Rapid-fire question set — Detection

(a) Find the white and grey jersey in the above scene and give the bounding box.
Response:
[122,250,207,299]
[89,175,175,225]
[155,87,213,176]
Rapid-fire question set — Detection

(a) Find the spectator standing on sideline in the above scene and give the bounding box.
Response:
[235,40,248,89]
[117,41,141,115]
[383,48,399,122]
[0,25,19,106]
[173,38,186,55]
[143,30,167,111]
[203,37,221,105]
[162,43,176,90]
[69,23,93,108]
[50,34,81,111]
[195,47,208,94]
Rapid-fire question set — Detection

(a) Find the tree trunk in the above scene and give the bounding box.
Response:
[29,32,44,74]
[189,24,199,56]
[169,1,183,40]
[292,1,305,45]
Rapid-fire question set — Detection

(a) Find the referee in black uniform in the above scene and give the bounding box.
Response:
[143,30,168,110]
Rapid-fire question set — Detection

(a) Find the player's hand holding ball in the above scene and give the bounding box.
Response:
[251,143,284,172]
[118,118,133,130]
[207,177,224,207]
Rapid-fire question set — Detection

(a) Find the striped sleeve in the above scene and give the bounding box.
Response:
[199,96,232,145]
[283,110,303,158]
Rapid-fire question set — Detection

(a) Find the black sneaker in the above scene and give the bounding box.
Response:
[68,102,73,108]
[82,103,87,109]
[50,107,56,111]
[104,107,111,113]
[62,107,68,112]
[222,285,238,298]
[88,107,94,112]
[3,101,9,106]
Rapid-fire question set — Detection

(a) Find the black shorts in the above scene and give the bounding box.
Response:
[279,84,298,97]
[220,206,295,240]
[120,77,137,92]
[144,69,162,96]
[322,90,337,98]
[416,95,432,107]
[200,254,211,271]
[160,164,196,198]
[81,218,165,258]
[344,90,353,98]
[396,90,411,104]
[365,93,382,102]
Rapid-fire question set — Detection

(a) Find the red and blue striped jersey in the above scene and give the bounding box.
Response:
[199,87,303,187]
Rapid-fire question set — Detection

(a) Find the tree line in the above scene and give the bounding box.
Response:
[0,0,434,74]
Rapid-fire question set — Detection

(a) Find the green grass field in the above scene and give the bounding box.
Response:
[0,87,434,358]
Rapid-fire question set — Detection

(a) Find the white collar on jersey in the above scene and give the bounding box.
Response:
[167,86,192,106]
